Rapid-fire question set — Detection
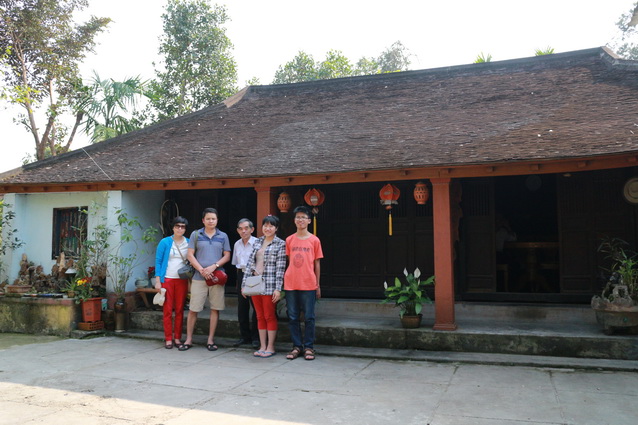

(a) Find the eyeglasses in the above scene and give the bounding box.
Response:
[174,224,186,228]
[295,217,309,221]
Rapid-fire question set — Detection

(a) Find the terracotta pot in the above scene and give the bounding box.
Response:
[81,298,102,322]
[400,314,422,329]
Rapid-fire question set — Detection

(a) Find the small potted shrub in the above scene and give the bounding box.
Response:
[382,268,434,328]
[591,237,638,334]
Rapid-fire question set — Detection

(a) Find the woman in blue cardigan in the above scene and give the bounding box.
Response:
[155,216,190,349]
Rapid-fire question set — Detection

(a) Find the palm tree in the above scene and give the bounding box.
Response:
[78,72,149,143]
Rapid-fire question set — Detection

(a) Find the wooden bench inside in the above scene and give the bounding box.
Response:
[135,287,160,309]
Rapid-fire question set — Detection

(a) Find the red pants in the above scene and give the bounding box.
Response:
[251,294,278,331]
[162,278,189,341]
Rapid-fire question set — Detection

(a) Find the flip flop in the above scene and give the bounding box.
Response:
[178,343,192,351]
[165,341,173,349]
[253,350,265,357]
[260,351,276,358]
[206,343,218,351]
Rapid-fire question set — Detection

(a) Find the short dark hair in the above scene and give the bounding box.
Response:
[293,205,312,219]
[237,218,254,228]
[202,207,218,218]
[262,215,279,228]
[172,216,188,226]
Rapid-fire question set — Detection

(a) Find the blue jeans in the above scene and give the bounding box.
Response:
[286,290,316,349]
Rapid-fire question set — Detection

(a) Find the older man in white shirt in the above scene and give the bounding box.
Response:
[231,218,259,348]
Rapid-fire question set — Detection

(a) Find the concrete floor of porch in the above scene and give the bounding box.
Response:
[113,297,638,369]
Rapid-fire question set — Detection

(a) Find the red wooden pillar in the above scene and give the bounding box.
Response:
[431,178,458,331]
[254,187,276,237]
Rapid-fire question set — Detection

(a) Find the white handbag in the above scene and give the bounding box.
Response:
[243,275,266,296]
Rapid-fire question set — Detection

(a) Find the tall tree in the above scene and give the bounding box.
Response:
[272,41,412,85]
[610,1,638,59]
[149,0,237,121]
[0,0,110,160]
[376,41,412,73]
[78,72,149,143]
[272,51,317,84]
[316,50,353,80]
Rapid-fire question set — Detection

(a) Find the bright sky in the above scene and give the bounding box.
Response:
[0,0,635,173]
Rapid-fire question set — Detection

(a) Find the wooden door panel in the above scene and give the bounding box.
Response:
[461,179,496,293]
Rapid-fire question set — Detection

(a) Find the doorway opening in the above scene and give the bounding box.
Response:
[494,174,559,293]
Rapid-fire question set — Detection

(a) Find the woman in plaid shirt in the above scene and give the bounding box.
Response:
[241,215,286,358]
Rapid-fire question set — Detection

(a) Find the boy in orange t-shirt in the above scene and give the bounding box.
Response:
[284,206,323,361]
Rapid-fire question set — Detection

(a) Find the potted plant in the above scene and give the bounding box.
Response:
[382,268,434,328]
[63,279,78,299]
[591,237,638,334]
[74,276,104,323]
[106,209,159,331]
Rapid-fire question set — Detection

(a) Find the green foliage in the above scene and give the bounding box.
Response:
[0,0,111,160]
[74,204,111,282]
[596,237,638,304]
[272,41,412,84]
[272,51,318,84]
[77,72,150,143]
[381,268,434,318]
[148,0,238,121]
[0,200,25,280]
[474,52,492,63]
[607,2,638,59]
[107,208,159,300]
[534,46,555,56]
[316,50,353,80]
[73,276,94,303]
[376,41,412,73]
[74,203,159,301]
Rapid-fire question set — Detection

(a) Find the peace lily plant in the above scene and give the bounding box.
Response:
[382,268,434,318]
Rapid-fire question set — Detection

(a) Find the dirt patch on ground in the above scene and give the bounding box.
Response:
[0,333,63,350]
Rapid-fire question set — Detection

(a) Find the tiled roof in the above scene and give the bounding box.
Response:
[3,47,638,185]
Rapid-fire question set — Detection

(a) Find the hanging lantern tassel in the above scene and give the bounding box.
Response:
[304,188,325,236]
[379,184,400,236]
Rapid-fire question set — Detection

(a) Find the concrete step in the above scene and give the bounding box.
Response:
[129,298,638,361]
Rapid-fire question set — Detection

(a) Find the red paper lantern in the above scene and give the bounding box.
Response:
[379,184,400,236]
[413,181,429,205]
[304,188,325,235]
[304,188,325,212]
[379,184,400,210]
[277,192,291,213]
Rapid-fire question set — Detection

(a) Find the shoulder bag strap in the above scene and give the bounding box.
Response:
[173,238,187,263]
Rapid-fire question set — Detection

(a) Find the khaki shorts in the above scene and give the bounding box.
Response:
[189,279,225,312]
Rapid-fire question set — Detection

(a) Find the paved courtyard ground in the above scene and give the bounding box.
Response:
[0,334,637,425]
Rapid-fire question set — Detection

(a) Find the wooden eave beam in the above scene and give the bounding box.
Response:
[2,153,637,194]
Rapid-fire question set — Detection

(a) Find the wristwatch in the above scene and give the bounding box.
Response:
[214,263,220,268]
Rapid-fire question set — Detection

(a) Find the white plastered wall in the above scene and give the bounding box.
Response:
[1,190,164,292]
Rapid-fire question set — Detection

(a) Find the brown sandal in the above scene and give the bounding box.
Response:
[303,348,315,361]
[286,347,302,360]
